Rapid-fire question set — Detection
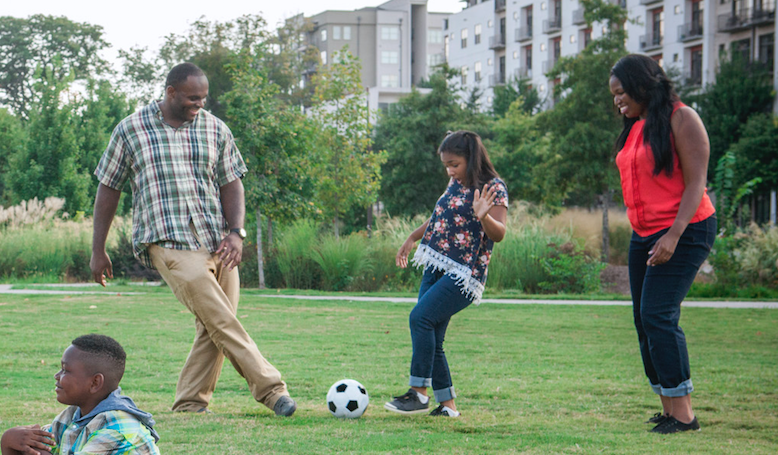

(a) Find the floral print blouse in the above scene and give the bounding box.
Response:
[411,177,509,304]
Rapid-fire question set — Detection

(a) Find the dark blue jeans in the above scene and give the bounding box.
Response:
[629,216,716,397]
[408,268,473,403]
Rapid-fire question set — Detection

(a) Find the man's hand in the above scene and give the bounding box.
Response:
[1,425,55,455]
[216,233,244,271]
[90,250,114,287]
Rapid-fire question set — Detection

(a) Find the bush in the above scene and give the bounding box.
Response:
[539,242,606,294]
[274,219,322,289]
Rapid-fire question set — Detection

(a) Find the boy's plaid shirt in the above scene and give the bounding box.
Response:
[95,101,247,268]
[44,407,160,455]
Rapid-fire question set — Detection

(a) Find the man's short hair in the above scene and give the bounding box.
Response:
[71,334,126,384]
[165,63,205,89]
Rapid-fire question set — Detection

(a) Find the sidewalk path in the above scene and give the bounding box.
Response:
[3,285,774,309]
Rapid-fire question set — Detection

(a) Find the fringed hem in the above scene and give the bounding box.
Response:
[411,244,485,305]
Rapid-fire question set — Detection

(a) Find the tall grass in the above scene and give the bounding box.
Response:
[311,234,374,291]
[274,219,321,289]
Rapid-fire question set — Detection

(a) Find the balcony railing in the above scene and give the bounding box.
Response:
[572,8,586,25]
[543,17,562,34]
[515,67,533,78]
[718,5,776,32]
[678,23,703,41]
[489,33,506,49]
[495,0,506,12]
[489,73,506,86]
[543,59,559,73]
[683,69,703,87]
[639,32,663,51]
[515,26,533,42]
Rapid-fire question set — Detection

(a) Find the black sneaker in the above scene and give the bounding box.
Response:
[384,389,429,415]
[646,412,668,424]
[651,416,701,434]
[429,405,460,418]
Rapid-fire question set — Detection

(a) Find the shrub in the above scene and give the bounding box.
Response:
[539,242,606,294]
[311,233,373,292]
[274,219,322,289]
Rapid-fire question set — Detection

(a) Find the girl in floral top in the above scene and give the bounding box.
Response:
[384,130,508,418]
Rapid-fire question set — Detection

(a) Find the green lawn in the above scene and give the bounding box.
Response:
[0,292,776,454]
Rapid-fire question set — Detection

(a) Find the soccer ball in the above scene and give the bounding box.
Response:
[326,379,369,418]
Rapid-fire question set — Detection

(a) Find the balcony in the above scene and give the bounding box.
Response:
[543,17,562,34]
[678,23,703,42]
[489,33,507,49]
[515,67,533,78]
[639,32,663,51]
[495,0,506,12]
[640,0,662,5]
[610,0,627,8]
[489,72,506,86]
[718,5,776,32]
[572,8,586,25]
[515,26,533,42]
[543,59,559,73]
[683,69,702,87]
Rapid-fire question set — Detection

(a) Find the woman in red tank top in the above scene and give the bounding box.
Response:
[610,54,716,434]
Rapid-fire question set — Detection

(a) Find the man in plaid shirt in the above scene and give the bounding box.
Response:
[89,63,296,417]
[1,334,159,455]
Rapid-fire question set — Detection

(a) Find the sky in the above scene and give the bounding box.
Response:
[5,0,465,66]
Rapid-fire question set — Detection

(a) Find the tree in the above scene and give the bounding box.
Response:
[0,15,109,117]
[118,46,164,107]
[374,65,467,217]
[491,76,543,117]
[694,53,774,180]
[311,49,387,236]
[0,108,26,205]
[536,0,628,261]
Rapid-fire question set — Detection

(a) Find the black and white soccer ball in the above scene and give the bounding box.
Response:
[326,379,369,418]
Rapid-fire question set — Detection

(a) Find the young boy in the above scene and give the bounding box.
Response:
[1,334,160,455]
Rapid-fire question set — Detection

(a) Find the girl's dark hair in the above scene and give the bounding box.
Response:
[611,54,680,176]
[438,130,499,187]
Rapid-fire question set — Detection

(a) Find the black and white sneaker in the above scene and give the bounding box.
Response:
[429,405,460,418]
[651,416,701,434]
[384,389,429,415]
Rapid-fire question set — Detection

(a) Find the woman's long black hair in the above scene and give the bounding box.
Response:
[438,130,499,188]
[611,54,680,176]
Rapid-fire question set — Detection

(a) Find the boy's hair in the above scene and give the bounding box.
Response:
[438,130,499,188]
[71,334,126,387]
[165,62,205,89]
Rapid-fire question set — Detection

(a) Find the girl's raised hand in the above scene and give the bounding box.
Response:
[473,183,497,221]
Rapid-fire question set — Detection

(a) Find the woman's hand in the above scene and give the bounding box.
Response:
[473,184,497,221]
[647,231,681,266]
[396,237,416,268]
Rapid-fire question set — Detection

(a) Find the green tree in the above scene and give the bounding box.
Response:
[311,49,387,236]
[491,76,543,117]
[118,46,164,107]
[536,0,628,261]
[0,15,109,117]
[0,108,26,205]
[374,65,466,217]
[729,114,778,193]
[695,53,774,180]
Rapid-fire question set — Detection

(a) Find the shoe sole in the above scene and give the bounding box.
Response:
[383,403,429,415]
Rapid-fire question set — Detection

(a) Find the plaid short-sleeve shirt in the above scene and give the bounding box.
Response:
[43,407,160,455]
[95,101,247,268]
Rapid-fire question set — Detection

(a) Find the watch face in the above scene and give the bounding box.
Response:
[232,228,247,239]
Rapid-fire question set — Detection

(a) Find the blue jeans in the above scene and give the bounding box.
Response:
[628,216,716,397]
[409,269,473,403]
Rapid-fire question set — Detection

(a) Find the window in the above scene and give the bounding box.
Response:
[474,24,482,45]
[583,28,592,48]
[461,66,468,85]
[461,29,468,48]
[333,26,341,40]
[552,37,561,63]
[381,74,399,87]
[732,38,751,63]
[428,29,443,44]
[382,26,399,40]
[690,0,703,35]
[689,46,702,85]
[524,45,532,70]
[475,61,482,82]
[343,26,351,40]
[381,51,399,64]
[759,33,774,71]
[427,53,444,66]
[320,51,327,64]
[321,29,327,42]
[650,8,664,46]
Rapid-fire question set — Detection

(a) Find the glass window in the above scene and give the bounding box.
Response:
[474,24,482,45]
[428,29,443,44]
[461,29,468,48]
[343,26,351,40]
[321,29,327,42]
[461,66,468,85]
[333,26,341,40]
[474,61,482,81]
[321,51,327,64]
[382,26,399,40]
[381,51,399,64]
[381,74,399,87]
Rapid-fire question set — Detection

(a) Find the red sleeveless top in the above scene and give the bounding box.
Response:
[615,102,716,237]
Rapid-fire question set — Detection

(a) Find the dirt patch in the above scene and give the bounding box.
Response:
[601,264,630,295]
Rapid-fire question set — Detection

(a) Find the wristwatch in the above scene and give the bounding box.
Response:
[230,228,247,240]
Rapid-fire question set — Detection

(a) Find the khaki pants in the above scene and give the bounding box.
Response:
[148,243,288,412]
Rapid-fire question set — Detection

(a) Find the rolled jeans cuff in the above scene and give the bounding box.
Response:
[409,375,432,388]
[651,379,694,397]
[433,386,456,403]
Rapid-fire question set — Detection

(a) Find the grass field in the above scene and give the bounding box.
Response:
[0,291,776,454]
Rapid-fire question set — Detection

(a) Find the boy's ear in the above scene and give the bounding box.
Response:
[89,373,105,394]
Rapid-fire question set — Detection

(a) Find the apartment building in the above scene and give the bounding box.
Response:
[304,0,449,110]
[445,0,776,111]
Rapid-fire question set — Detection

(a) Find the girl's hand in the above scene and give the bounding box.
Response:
[647,231,680,266]
[473,184,497,221]
[396,238,416,268]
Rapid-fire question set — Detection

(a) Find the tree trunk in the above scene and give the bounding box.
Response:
[256,209,266,289]
[366,204,373,239]
[333,216,340,237]
[601,189,611,263]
